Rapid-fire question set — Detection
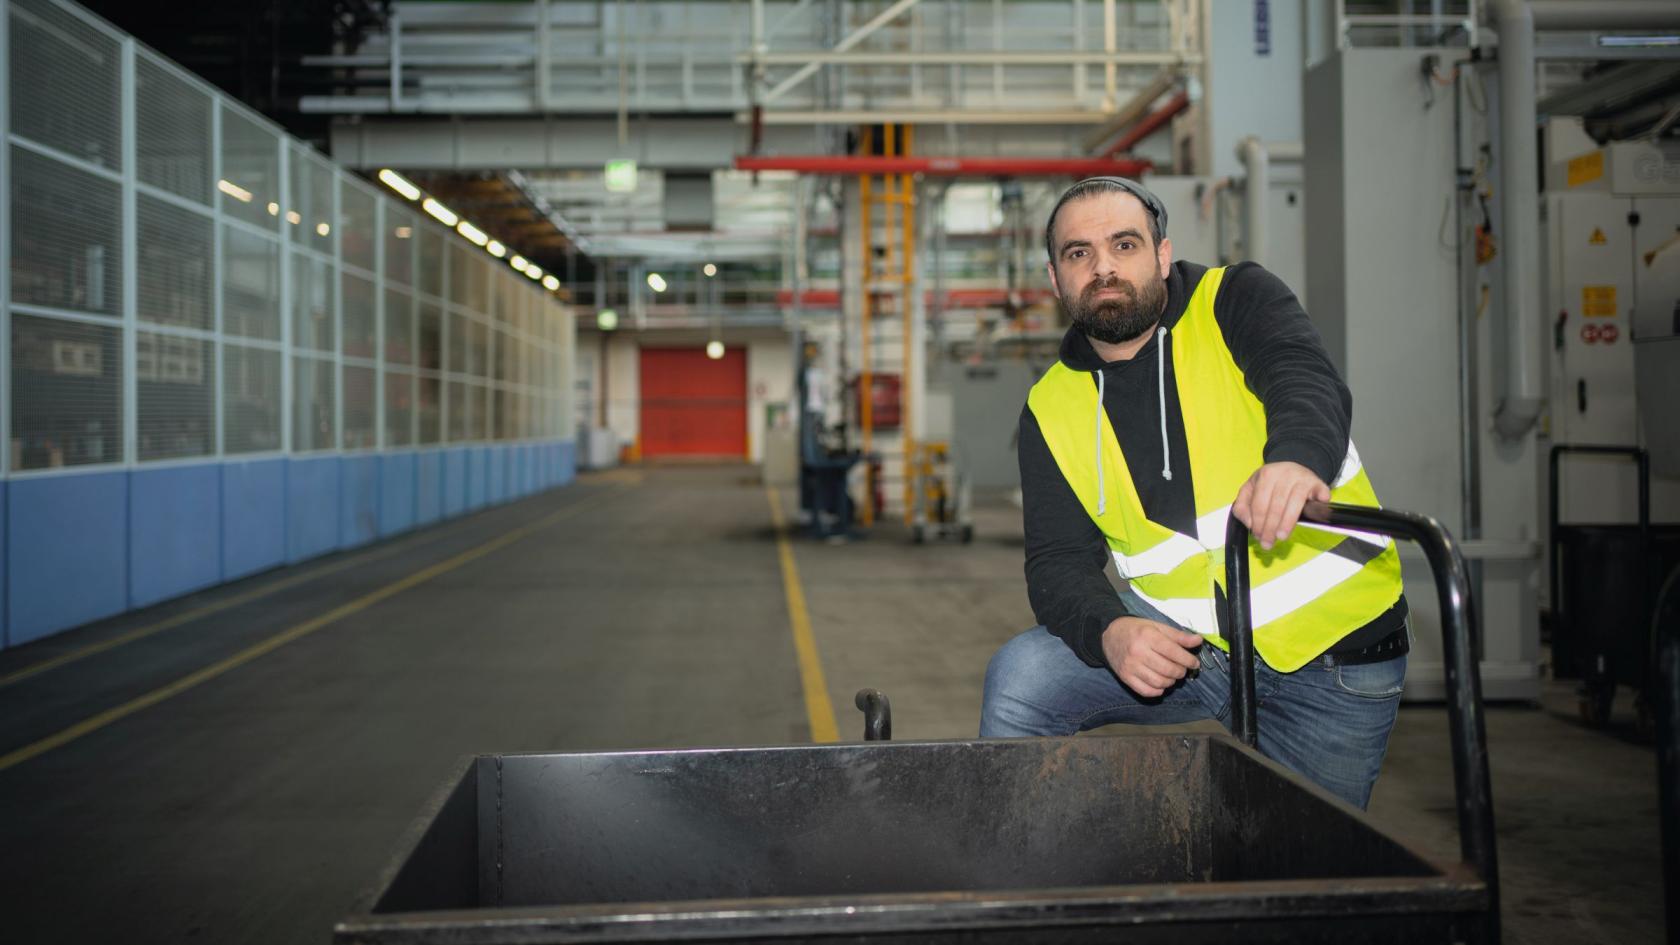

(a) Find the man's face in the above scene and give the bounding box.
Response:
[1046,191,1173,346]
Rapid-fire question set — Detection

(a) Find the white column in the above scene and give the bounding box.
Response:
[121,39,137,467]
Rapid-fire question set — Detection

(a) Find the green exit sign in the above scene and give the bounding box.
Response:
[604,159,638,193]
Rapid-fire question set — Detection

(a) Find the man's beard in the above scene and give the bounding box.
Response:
[1065,273,1168,345]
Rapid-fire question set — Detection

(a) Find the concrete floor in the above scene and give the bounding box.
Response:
[0,465,1667,943]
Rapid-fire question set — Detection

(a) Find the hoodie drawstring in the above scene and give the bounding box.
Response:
[1094,369,1107,516]
[1157,326,1173,481]
[1094,325,1171,515]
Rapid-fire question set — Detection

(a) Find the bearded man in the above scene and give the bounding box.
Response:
[981,177,1411,810]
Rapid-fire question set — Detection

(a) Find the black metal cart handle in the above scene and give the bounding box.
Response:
[1547,444,1650,637]
[1224,501,1500,942]
[855,688,892,741]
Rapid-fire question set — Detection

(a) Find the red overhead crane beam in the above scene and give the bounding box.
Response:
[732,155,1152,177]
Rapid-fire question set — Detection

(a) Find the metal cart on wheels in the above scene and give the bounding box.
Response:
[1548,445,1680,729]
[909,440,974,545]
[337,503,1500,944]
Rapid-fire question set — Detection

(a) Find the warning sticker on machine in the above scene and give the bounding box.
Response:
[1568,151,1605,188]
[1582,285,1618,317]
[1589,228,1607,245]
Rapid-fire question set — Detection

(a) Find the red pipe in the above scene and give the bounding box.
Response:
[733,155,1151,177]
[1100,90,1191,159]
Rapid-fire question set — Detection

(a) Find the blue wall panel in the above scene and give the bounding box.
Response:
[223,459,286,581]
[559,441,576,486]
[341,456,381,549]
[416,451,443,526]
[287,456,342,563]
[487,447,507,505]
[1,481,8,647]
[379,452,417,538]
[467,448,489,510]
[443,448,468,518]
[129,464,222,609]
[7,472,128,645]
[2,436,579,650]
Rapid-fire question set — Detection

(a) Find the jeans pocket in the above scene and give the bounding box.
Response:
[1335,656,1406,699]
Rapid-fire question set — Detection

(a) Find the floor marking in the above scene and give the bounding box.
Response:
[765,487,840,743]
[0,491,611,774]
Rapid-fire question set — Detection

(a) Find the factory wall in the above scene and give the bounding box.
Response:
[1,0,577,649]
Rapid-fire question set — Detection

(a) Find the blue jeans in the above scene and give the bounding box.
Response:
[980,591,1405,809]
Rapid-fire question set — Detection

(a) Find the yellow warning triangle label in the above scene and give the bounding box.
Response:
[1590,228,1607,245]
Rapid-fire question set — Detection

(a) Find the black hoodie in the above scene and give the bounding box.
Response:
[1018,260,1406,669]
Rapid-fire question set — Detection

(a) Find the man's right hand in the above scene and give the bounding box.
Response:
[1101,616,1205,697]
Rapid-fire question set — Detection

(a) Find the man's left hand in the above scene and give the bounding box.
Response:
[1232,462,1330,552]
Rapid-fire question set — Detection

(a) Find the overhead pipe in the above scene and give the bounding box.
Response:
[1488,0,1543,440]
[1236,137,1303,267]
[1099,91,1192,159]
[733,155,1152,177]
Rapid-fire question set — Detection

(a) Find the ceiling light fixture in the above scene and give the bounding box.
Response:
[456,221,489,246]
[421,198,458,227]
[378,169,423,201]
[217,179,253,202]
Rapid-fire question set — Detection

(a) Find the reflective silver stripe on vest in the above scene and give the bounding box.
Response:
[1129,535,1389,637]
[1333,441,1364,488]
[1107,442,1380,579]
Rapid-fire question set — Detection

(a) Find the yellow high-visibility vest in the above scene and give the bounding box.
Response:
[1026,266,1403,672]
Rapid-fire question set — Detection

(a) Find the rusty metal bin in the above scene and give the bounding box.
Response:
[337,504,1498,944]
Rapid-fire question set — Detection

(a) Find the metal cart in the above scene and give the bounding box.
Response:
[337,503,1499,944]
[1548,444,1680,728]
[909,440,974,544]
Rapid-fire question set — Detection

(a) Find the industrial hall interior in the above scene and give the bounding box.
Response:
[2,0,1679,942]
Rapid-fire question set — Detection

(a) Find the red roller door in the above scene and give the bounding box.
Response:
[638,347,748,458]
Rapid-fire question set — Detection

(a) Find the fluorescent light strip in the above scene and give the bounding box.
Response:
[542,275,560,291]
[486,240,507,258]
[457,221,489,246]
[217,179,253,203]
[422,198,458,227]
[378,168,423,201]
[510,255,530,272]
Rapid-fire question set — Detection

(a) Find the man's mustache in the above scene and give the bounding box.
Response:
[1081,276,1136,300]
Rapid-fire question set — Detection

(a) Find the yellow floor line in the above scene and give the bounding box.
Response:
[765,487,840,744]
[0,492,609,775]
